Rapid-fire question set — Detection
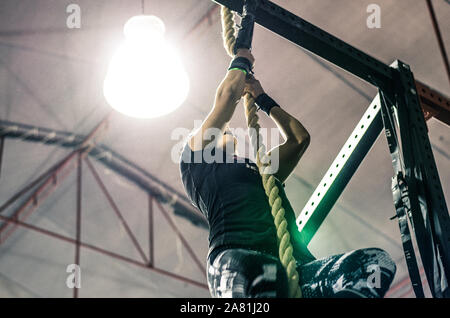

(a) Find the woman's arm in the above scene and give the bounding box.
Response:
[244,76,310,183]
[268,106,310,183]
[189,49,254,151]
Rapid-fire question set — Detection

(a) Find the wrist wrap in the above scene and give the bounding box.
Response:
[255,93,280,115]
[228,56,253,75]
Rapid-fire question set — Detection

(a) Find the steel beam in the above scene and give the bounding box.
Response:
[0,144,209,294]
[0,214,208,290]
[0,114,111,243]
[0,157,56,214]
[85,157,149,264]
[213,0,450,126]
[415,80,450,126]
[0,149,80,243]
[0,120,208,229]
[296,94,383,244]
[155,200,206,278]
[214,0,393,88]
[392,61,450,297]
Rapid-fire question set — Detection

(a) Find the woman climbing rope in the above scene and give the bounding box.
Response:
[179,2,396,298]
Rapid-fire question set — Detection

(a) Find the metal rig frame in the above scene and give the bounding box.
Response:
[214,0,450,298]
[0,0,449,298]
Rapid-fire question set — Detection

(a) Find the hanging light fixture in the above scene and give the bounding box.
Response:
[103,13,189,119]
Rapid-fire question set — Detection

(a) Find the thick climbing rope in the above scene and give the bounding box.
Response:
[220,6,302,298]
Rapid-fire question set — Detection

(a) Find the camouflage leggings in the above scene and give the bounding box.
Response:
[207,247,396,298]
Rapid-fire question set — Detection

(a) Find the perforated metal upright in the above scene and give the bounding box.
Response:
[382,61,450,297]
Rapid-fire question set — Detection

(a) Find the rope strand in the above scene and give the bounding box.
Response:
[220,5,302,298]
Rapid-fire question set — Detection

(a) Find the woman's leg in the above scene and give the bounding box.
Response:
[207,248,289,298]
[297,248,397,298]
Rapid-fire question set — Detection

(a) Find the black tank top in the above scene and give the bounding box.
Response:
[179,143,315,263]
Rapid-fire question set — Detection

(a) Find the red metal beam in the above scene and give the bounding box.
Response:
[0,120,208,229]
[0,149,80,243]
[0,214,208,290]
[85,157,149,264]
[0,113,112,244]
[416,80,450,126]
[0,113,209,294]
[155,200,206,278]
[0,152,64,214]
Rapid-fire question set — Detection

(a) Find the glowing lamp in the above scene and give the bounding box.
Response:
[104,15,189,118]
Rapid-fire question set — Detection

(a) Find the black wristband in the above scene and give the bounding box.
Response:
[255,93,280,116]
[228,56,253,75]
